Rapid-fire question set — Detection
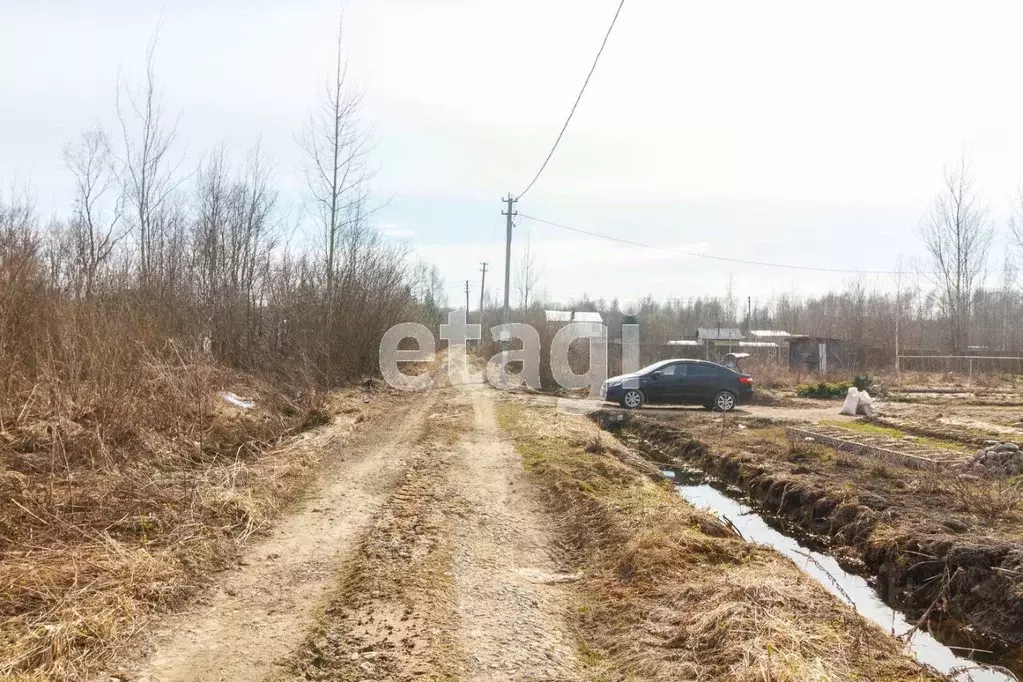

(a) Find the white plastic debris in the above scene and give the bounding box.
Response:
[220,392,255,410]
[839,387,860,416]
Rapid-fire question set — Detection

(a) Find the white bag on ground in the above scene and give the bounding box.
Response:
[839,387,860,416]
[857,390,874,417]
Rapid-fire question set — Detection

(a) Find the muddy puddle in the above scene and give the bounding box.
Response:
[617,427,1019,681]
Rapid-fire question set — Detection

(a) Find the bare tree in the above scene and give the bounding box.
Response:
[515,232,542,310]
[63,127,124,297]
[116,35,182,289]
[300,16,370,306]
[1010,188,1023,255]
[918,158,992,354]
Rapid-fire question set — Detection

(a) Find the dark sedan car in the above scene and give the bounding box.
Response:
[600,359,753,411]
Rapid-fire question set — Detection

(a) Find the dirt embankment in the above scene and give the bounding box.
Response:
[498,398,940,682]
[625,414,1023,656]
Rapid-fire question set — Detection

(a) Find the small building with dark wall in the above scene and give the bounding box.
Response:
[696,327,743,362]
[788,335,869,374]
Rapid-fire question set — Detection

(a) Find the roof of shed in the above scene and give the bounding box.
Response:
[696,327,743,340]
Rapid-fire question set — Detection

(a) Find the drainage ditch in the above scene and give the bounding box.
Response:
[620,431,1018,682]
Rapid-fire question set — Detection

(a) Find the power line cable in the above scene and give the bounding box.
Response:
[516,0,626,200]
[519,213,916,276]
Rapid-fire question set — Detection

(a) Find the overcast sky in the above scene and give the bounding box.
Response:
[4,0,1023,309]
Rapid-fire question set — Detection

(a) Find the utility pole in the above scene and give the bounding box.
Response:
[501,194,517,326]
[465,280,470,315]
[479,262,488,327]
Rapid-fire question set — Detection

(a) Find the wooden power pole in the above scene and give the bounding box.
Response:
[479,262,488,327]
[501,195,517,326]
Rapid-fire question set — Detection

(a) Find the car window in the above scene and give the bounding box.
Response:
[688,364,718,377]
[637,360,673,375]
[659,363,686,376]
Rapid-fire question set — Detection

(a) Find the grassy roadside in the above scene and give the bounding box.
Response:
[0,371,392,681]
[496,399,941,682]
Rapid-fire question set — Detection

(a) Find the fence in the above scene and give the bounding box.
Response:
[897,355,1023,377]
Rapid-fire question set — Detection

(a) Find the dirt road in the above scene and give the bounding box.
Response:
[448,378,583,680]
[125,350,942,682]
[133,349,586,681]
[135,389,438,682]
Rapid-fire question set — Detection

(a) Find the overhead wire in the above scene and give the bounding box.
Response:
[503,0,937,282]
[516,0,627,200]
[518,213,917,276]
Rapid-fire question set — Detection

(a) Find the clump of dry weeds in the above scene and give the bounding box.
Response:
[0,351,334,680]
[946,475,1022,523]
[497,401,940,682]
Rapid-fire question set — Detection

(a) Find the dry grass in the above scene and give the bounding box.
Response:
[888,370,1022,390]
[743,360,802,390]
[0,352,341,680]
[0,180,430,681]
[941,475,1023,524]
[496,399,939,682]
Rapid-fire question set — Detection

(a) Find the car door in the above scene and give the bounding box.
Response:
[682,363,718,403]
[645,362,687,402]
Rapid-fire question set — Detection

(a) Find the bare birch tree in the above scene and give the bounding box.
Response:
[919,158,992,354]
[515,232,542,310]
[300,17,369,307]
[116,36,182,289]
[63,127,124,297]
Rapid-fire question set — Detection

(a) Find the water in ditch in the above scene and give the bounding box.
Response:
[659,463,1016,682]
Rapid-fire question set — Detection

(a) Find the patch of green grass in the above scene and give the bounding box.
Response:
[796,381,852,399]
[823,420,904,438]
[821,420,969,452]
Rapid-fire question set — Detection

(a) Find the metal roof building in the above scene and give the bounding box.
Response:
[696,327,743,341]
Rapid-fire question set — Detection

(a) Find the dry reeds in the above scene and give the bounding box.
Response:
[497,400,940,681]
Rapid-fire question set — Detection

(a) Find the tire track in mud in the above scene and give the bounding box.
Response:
[446,361,586,681]
[278,350,588,681]
[277,401,471,681]
[132,392,438,682]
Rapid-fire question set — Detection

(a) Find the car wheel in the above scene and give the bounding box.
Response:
[621,389,644,409]
[713,391,737,412]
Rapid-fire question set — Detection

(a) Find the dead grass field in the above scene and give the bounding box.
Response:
[496,398,940,682]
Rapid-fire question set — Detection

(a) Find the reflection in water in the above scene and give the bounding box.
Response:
[664,469,1016,682]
